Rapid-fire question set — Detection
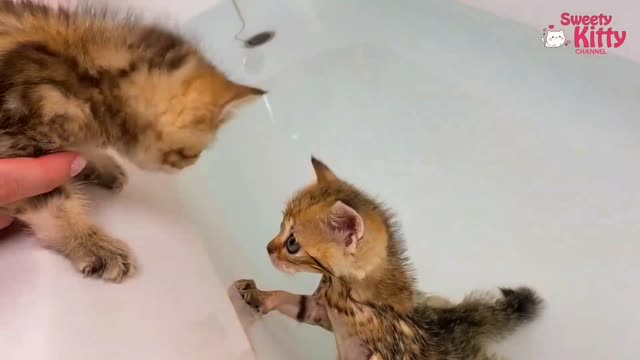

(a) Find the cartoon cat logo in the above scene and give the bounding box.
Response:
[542,25,571,48]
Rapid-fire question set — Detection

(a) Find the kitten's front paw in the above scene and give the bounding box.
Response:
[75,162,128,192]
[70,232,136,282]
[234,279,272,314]
[98,165,128,192]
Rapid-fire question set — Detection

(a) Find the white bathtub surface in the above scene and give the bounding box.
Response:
[0,2,255,360]
[181,1,640,360]
[0,163,254,360]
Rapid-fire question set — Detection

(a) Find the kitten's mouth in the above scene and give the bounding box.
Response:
[269,255,296,274]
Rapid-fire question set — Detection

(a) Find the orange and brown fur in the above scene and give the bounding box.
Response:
[0,1,265,281]
[234,158,542,360]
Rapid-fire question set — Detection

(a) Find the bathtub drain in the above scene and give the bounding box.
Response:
[244,31,275,48]
[232,0,276,48]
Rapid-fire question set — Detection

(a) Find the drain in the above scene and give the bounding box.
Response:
[244,31,276,48]
[232,0,276,48]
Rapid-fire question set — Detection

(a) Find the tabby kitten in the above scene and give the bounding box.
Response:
[0,1,265,281]
[234,158,542,360]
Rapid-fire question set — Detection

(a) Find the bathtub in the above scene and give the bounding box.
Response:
[180,1,640,359]
[1,1,637,360]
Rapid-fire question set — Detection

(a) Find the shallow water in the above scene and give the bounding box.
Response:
[179,1,640,359]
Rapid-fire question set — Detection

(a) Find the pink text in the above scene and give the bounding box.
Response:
[560,13,612,26]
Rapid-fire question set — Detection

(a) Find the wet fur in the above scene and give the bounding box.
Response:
[234,158,542,359]
[0,0,264,281]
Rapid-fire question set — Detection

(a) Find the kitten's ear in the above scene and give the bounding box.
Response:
[311,157,338,184]
[328,201,364,255]
[231,83,267,98]
[221,82,266,115]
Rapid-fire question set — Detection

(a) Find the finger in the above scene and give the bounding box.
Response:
[0,215,13,229]
[0,152,86,205]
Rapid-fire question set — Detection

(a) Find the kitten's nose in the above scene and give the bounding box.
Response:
[267,241,277,255]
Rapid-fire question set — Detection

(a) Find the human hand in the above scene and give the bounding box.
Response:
[0,153,86,229]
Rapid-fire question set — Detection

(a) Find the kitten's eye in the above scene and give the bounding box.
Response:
[286,234,300,254]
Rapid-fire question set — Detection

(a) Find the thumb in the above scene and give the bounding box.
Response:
[0,152,86,205]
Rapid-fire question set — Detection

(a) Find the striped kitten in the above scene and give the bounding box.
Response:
[0,1,265,281]
[234,158,542,360]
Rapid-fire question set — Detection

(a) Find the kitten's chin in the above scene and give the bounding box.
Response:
[124,154,178,173]
[132,162,180,174]
[160,166,181,174]
[270,257,296,275]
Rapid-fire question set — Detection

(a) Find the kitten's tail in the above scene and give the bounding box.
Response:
[426,287,543,345]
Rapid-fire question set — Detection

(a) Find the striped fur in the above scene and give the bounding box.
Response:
[0,0,264,281]
[235,158,542,359]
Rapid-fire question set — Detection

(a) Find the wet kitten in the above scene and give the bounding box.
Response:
[234,158,542,360]
[0,1,265,281]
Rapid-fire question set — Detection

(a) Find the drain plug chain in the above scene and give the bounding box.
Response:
[232,0,276,48]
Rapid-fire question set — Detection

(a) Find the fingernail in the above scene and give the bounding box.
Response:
[70,156,87,177]
[0,216,14,230]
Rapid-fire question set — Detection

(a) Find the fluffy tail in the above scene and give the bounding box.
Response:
[420,287,543,346]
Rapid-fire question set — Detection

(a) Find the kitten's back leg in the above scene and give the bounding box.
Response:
[414,290,454,308]
[8,183,135,281]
